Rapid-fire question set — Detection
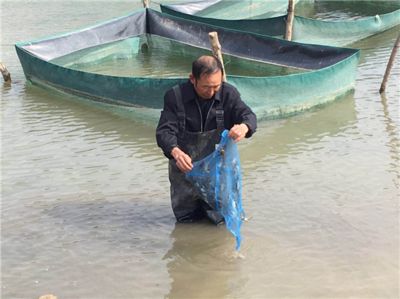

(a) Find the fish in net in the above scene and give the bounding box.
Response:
[186,129,245,250]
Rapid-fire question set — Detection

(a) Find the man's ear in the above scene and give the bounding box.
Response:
[189,73,195,85]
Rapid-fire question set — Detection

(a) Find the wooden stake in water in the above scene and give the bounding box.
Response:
[0,62,11,83]
[142,0,149,8]
[379,34,400,93]
[208,32,227,82]
[285,0,295,41]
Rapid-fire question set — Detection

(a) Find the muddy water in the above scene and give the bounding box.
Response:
[1,1,399,298]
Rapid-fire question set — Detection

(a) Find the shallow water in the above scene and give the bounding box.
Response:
[1,1,399,299]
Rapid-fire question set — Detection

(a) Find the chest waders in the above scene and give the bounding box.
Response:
[168,85,225,224]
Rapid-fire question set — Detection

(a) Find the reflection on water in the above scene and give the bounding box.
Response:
[380,93,400,188]
[296,0,400,20]
[2,1,400,299]
[312,0,400,20]
[164,223,238,299]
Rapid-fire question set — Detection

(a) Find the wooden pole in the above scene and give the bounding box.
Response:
[208,32,227,82]
[142,0,149,8]
[285,0,295,41]
[0,62,11,83]
[379,34,400,93]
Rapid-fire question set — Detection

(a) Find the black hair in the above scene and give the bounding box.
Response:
[191,55,224,80]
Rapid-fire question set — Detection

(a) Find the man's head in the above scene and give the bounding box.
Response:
[189,55,224,100]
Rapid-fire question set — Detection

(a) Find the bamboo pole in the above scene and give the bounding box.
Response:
[208,32,227,82]
[0,62,11,83]
[285,0,295,41]
[142,0,149,8]
[379,34,400,93]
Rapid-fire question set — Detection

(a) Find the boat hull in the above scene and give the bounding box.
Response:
[161,2,400,46]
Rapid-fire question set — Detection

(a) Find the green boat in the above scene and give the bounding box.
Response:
[161,0,400,46]
[15,8,360,121]
[160,0,303,19]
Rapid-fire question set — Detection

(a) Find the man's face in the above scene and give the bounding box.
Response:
[190,70,222,100]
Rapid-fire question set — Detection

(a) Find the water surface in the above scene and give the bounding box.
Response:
[1,1,399,299]
[51,34,306,78]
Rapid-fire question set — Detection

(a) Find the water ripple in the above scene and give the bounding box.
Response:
[2,2,400,299]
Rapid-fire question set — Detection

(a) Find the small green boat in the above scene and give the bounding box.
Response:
[15,8,360,121]
[161,0,400,46]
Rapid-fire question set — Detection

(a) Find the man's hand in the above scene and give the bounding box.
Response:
[171,147,193,173]
[229,123,249,142]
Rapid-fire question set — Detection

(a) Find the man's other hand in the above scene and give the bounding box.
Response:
[171,147,193,173]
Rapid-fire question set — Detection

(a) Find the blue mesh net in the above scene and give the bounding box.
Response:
[186,130,245,250]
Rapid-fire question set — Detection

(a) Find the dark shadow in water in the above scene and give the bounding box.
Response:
[45,197,175,247]
[163,222,241,299]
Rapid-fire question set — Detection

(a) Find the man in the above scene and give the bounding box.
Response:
[156,55,257,223]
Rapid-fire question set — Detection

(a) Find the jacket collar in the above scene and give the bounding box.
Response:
[183,80,222,103]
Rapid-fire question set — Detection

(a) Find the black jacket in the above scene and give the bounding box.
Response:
[156,80,257,159]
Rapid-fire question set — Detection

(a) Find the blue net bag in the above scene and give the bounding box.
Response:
[186,129,245,250]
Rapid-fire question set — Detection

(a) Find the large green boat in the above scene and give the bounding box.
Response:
[15,9,360,121]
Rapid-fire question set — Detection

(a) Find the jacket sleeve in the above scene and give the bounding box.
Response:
[156,89,179,159]
[229,86,257,138]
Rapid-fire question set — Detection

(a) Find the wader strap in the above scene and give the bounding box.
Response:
[172,85,185,137]
[215,100,224,131]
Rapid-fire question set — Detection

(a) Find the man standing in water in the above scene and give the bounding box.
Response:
[156,55,257,224]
